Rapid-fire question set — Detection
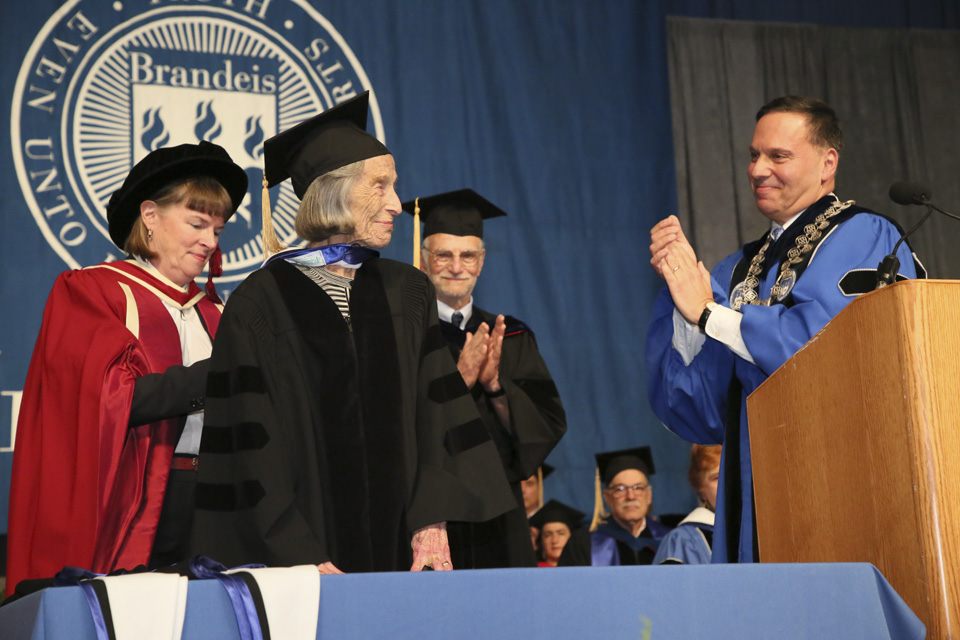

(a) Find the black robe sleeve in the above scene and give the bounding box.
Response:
[385,271,517,532]
[189,270,334,568]
[129,360,209,428]
[454,308,566,483]
[189,262,515,570]
[490,316,566,481]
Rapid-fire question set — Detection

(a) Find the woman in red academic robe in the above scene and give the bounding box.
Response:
[6,141,247,596]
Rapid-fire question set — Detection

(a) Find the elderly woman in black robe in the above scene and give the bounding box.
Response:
[188,92,514,573]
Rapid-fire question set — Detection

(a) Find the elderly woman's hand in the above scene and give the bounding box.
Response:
[317,561,344,575]
[410,522,453,571]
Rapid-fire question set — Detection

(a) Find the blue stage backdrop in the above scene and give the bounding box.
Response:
[1,0,959,542]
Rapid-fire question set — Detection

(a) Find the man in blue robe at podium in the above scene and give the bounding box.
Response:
[645,95,924,563]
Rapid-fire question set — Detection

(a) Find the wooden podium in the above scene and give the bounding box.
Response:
[748,279,960,640]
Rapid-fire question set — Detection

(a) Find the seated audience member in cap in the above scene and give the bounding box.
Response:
[529,500,585,567]
[188,93,515,574]
[522,464,555,519]
[405,190,567,569]
[654,444,721,565]
[6,142,247,596]
[558,446,671,566]
[522,463,554,552]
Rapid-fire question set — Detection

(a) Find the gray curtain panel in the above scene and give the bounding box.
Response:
[667,16,960,278]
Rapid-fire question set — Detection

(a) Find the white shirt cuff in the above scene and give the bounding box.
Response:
[704,303,756,365]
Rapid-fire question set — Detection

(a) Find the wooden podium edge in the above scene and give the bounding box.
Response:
[746,279,960,640]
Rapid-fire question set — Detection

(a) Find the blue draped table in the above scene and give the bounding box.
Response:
[0,563,925,639]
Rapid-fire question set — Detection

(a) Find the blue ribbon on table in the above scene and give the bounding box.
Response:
[54,558,270,640]
[190,556,268,640]
[77,581,111,640]
[51,566,111,640]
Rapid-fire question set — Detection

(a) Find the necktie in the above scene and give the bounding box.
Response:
[770,226,784,242]
[451,311,463,328]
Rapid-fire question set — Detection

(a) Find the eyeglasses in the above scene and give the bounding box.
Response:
[422,248,482,267]
[606,483,649,496]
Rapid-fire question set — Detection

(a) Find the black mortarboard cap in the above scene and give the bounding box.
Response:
[540,463,555,480]
[106,140,248,250]
[401,188,506,238]
[595,446,656,485]
[529,499,586,531]
[263,91,389,199]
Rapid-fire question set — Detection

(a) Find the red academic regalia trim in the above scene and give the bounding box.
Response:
[6,262,220,595]
[95,260,208,309]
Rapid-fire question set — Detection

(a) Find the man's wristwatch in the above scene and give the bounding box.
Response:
[697,302,717,334]
[484,386,506,398]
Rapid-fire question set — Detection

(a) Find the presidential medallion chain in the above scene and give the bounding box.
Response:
[732,198,855,310]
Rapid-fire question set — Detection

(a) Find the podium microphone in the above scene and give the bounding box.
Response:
[876,181,957,288]
[889,182,960,223]
[889,181,932,206]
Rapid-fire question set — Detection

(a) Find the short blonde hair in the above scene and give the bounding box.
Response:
[125,177,232,259]
[295,159,365,242]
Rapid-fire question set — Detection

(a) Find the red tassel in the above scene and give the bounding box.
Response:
[205,246,223,303]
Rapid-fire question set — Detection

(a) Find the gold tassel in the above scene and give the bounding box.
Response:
[412,197,421,269]
[537,466,545,510]
[589,467,605,532]
[261,173,283,257]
